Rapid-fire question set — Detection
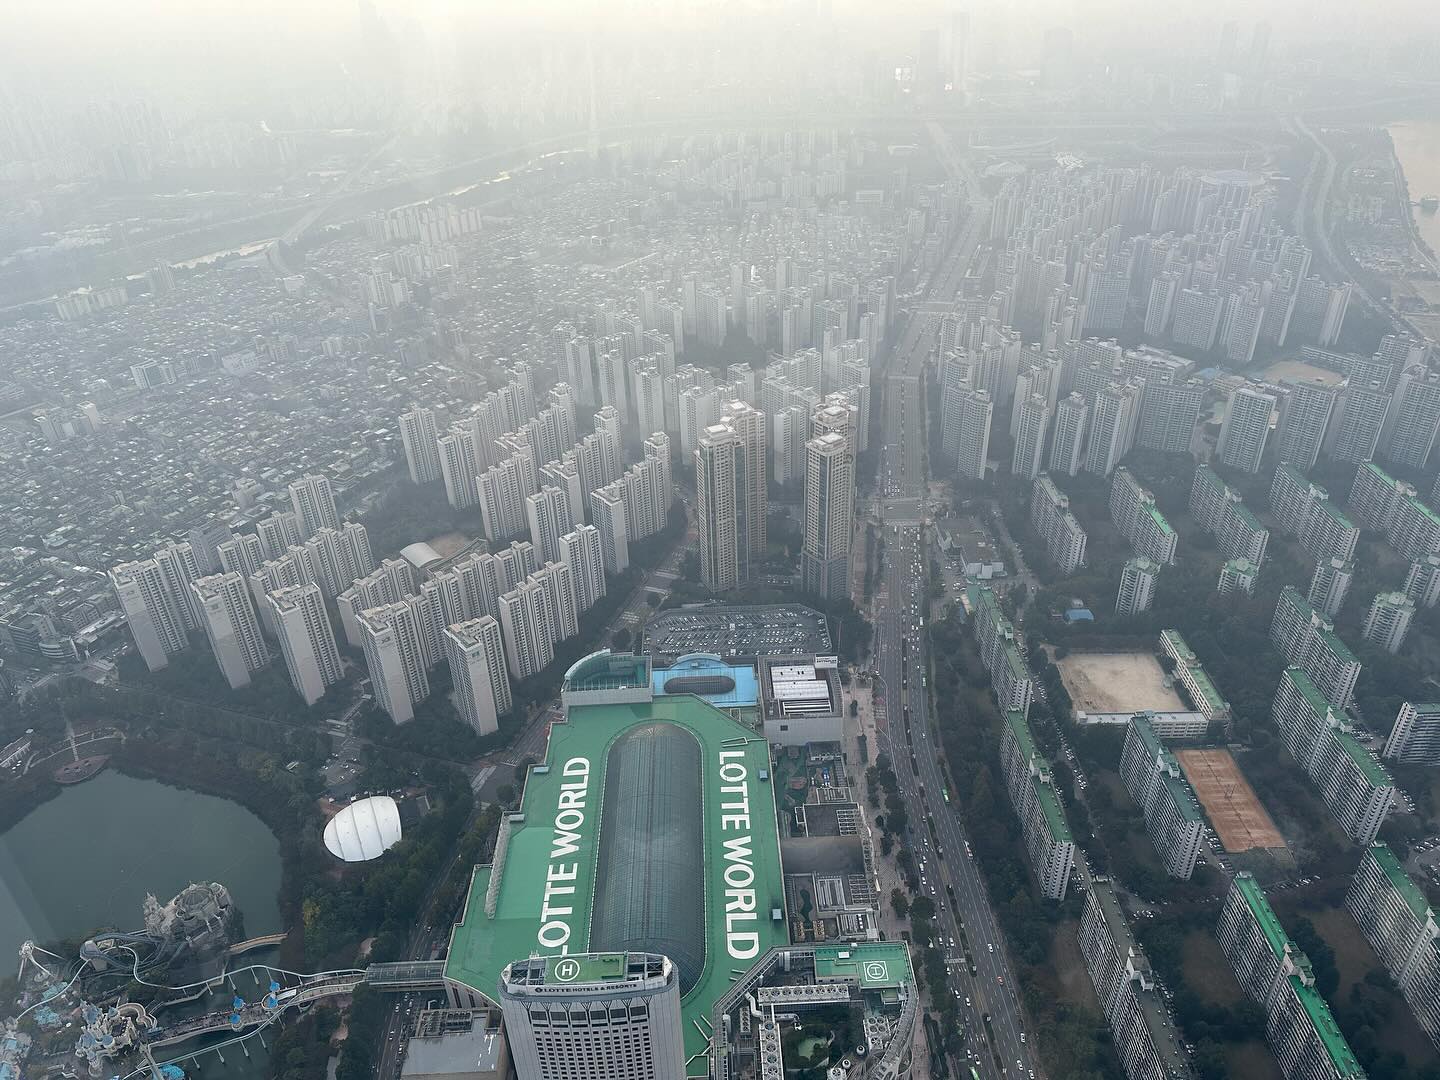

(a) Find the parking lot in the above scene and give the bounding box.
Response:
[642,603,833,659]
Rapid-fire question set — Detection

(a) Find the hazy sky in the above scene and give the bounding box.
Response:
[3,0,1439,99]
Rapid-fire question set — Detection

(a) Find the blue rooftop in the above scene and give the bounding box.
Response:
[652,653,760,709]
[1064,608,1095,622]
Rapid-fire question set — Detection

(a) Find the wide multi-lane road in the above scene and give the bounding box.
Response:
[867,126,1038,1080]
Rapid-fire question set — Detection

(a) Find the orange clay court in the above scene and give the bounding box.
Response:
[1175,748,1286,852]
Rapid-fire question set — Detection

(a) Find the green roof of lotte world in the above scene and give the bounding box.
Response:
[444,696,787,1076]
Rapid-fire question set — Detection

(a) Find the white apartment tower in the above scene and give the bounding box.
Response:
[288,474,339,538]
[1217,385,1277,474]
[358,602,431,724]
[268,583,343,706]
[444,617,511,737]
[191,573,268,690]
[110,558,188,671]
[801,430,855,602]
[696,424,741,592]
[400,406,442,484]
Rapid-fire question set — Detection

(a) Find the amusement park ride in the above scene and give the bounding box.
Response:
[2,884,385,1080]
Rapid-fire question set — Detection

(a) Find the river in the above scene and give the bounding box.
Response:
[1390,120,1440,259]
[0,769,285,1079]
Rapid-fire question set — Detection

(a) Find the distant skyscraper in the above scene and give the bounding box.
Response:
[722,401,768,564]
[801,430,854,602]
[1275,378,1337,471]
[191,573,267,690]
[268,583,342,706]
[110,558,187,671]
[696,424,741,592]
[289,474,339,538]
[358,602,430,724]
[1217,385,1276,474]
[444,617,511,737]
[400,406,442,485]
[1011,394,1050,482]
[954,388,993,480]
[1048,393,1088,477]
[559,525,607,613]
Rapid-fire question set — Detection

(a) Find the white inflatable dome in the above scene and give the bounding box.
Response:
[323,795,403,862]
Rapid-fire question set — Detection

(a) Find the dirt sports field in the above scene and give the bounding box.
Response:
[1054,652,1184,713]
[1175,749,1286,852]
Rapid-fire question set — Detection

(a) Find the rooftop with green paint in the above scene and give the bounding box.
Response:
[1233,873,1292,961]
[443,691,788,1076]
[1369,844,1433,921]
[813,942,913,990]
[1290,976,1365,1077]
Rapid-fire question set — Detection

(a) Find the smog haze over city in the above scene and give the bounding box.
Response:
[7,4,1440,1080]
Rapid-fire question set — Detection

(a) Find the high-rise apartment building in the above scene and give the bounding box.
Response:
[560,526,607,614]
[1217,385,1277,474]
[952,387,993,480]
[801,430,854,602]
[1048,393,1089,476]
[1273,667,1394,845]
[444,617,511,737]
[1000,709,1077,900]
[696,423,741,593]
[1084,382,1141,477]
[1364,591,1416,654]
[154,540,204,632]
[191,573,267,690]
[1384,701,1440,765]
[1030,474,1088,574]
[400,406,442,485]
[1345,844,1440,1049]
[1271,587,1362,710]
[1270,464,1359,567]
[587,484,630,577]
[110,558,188,671]
[359,602,431,724]
[1110,468,1178,565]
[1404,553,1440,609]
[969,585,1035,716]
[1216,874,1365,1080]
[1308,558,1355,619]
[288,474,339,538]
[1275,378,1337,470]
[1116,558,1160,616]
[1381,364,1440,470]
[268,584,341,707]
[1078,878,1195,1080]
[497,579,555,681]
[1119,716,1206,879]
[722,400,767,564]
[1010,394,1050,481]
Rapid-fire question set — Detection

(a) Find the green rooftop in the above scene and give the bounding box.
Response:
[1161,629,1198,665]
[1005,708,1037,762]
[1405,493,1440,528]
[1315,625,1359,666]
[1032,774,1074,842]
[1315,499,1355,529]
[546,952,628,984]
[1145,503,1176,536]
[1163,771,1204,823]
[444,696,787,1075]
[1369,844,1433,921]
[1290,975,1365,1077]
[1234,873,1292,961]
[1334,727,1393,789]
[1234,504,1265,532]
[813,942,914,990]
[1284,667,1344,726]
